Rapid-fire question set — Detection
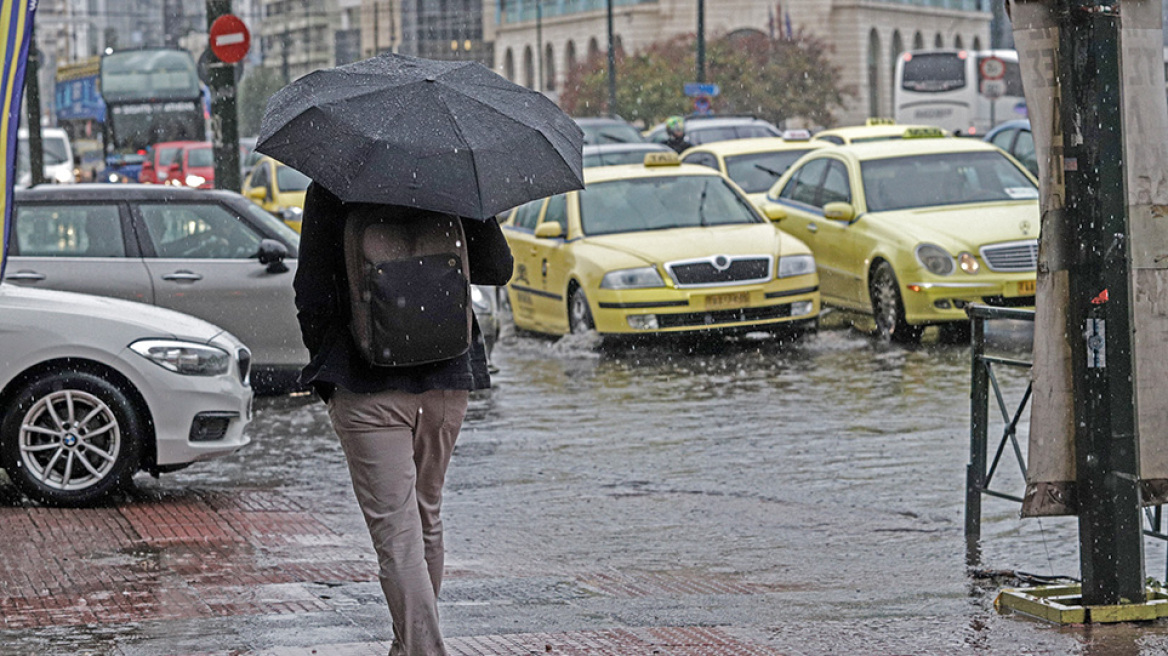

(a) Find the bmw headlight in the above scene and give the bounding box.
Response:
[185,174,206,187]
[915,244,956,276]
[778,254,816,278]
[600,266,665,289]
[130,339,231,376]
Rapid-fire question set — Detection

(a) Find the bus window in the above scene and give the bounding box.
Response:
[901,52,966,92]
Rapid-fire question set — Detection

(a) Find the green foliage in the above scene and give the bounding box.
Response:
[559,31,850,129]
[237,67,287,137]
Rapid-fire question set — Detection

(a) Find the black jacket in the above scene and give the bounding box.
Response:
[293,183,514,400]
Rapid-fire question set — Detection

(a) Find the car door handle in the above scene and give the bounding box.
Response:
[161,270,204,282]
[5,270,46,282]
[807,222,819,233]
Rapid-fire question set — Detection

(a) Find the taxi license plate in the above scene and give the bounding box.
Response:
[1017,280,1036,295]
[705,292,750,310]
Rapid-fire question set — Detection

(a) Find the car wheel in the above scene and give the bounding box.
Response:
[0,371,143,506]
[870,262,923,344]
[568,286,595,334]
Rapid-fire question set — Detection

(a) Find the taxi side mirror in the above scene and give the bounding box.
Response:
[534,222,564,239]
[246,186,267,201]
[761,203,787,222]
[823,202,856,222]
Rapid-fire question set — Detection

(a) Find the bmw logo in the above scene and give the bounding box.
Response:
[63,434,78,447]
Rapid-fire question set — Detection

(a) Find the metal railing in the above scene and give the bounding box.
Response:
[965,304,1168,578]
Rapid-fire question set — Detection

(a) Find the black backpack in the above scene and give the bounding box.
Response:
[343,206,472,367]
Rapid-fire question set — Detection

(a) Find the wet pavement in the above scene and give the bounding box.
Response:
[4,316,1168,655]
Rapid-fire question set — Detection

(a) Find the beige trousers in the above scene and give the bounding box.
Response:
[328,387,469,656]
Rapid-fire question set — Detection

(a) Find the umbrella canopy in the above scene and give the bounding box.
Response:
[255,53,585,219]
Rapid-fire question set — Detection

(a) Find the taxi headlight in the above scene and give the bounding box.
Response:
[130,339,231,376]
[600,266,664,289]
[915,244,956,276]
[958,251,980,274]
[778,254,815,278]
[185,174,206,187]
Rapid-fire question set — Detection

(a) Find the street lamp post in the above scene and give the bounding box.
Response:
[606,0,616,113]
[536,0,543,92]
[696,0,705,84]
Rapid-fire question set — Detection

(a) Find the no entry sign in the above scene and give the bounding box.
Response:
[210,14,250,64]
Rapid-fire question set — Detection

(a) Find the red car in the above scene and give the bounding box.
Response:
[140,140,202,184]
[166,142,216,189]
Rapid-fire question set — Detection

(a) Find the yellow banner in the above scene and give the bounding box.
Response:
[1,0,36,279]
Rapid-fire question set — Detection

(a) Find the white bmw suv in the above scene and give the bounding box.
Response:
[0,283,253,506]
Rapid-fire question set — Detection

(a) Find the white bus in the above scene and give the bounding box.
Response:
[894,49,1027,137]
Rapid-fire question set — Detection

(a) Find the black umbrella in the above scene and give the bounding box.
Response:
[255,53,584,220]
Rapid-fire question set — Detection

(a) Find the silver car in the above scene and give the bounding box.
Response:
[9,184,304,393]
[9,185,503,392]
[0,284,252,505]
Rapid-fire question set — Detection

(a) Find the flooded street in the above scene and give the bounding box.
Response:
[7,319,1168,655]
[159,317,1168,653]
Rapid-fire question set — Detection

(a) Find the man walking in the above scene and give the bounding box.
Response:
[294,182,513,655]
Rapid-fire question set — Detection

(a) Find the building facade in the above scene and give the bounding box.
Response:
[259,0,342,82]
[493,0,993,126]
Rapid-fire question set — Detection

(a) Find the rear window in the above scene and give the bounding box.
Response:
[901,53,967,92]
[14,203,125,258]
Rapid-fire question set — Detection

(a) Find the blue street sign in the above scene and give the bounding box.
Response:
[684,82,720,98]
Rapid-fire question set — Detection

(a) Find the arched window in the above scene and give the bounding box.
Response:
[868,29,881,118]
[544,43,556,91]
[934,33,943,49]
[566,40,577,76]
[954,35,963,50]
[913,31,924,51]
[890,31,904,116]
[614,35,624,55]
[588,37,600,62]
[504,48,515,81]
[523,45,534,89]
[972,36,982,52]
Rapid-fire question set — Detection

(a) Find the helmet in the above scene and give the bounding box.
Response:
[665,116,685,138]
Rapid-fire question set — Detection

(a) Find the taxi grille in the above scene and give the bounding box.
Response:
[666,256,772,287]
[981,240,1038,272]
[656,303,792,329]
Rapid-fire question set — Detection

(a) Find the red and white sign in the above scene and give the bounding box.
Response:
[210,14,250,64]
[979,56,1006,81]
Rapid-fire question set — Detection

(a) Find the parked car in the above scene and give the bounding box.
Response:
[0,283,252,506]
[680,135,826,205]
[166,142,215,189]
[7,184,304,393]
[139,140,203,184]
[644,115,782,146]
[16,128,77,187]
[760,136,1039,343]
[583,142,671,168]
[574,116,646,145]
[241,155,310,232]
[500,152,819,338]
[984,119,1037,177]
[97,151,147,184]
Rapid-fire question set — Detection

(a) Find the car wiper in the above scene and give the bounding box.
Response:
[698,179,710,227]
[754,163,785,178]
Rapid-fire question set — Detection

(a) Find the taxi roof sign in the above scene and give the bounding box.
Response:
[781,129,812,141]
[903,126,946,139]
[866,117,896,126]
[644,151,681,167]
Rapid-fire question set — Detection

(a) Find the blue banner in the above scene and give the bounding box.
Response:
[1,0,37,280]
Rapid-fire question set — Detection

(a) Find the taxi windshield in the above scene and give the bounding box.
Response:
[580,175,761,236]
[861,151,1037,212]
[724,149,814,193]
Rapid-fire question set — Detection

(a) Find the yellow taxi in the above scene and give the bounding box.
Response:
[500,152,821,338]
[679,133,826,206]
[760,137,1038,342]
[241,156,310,232]
[812,119,953,146]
